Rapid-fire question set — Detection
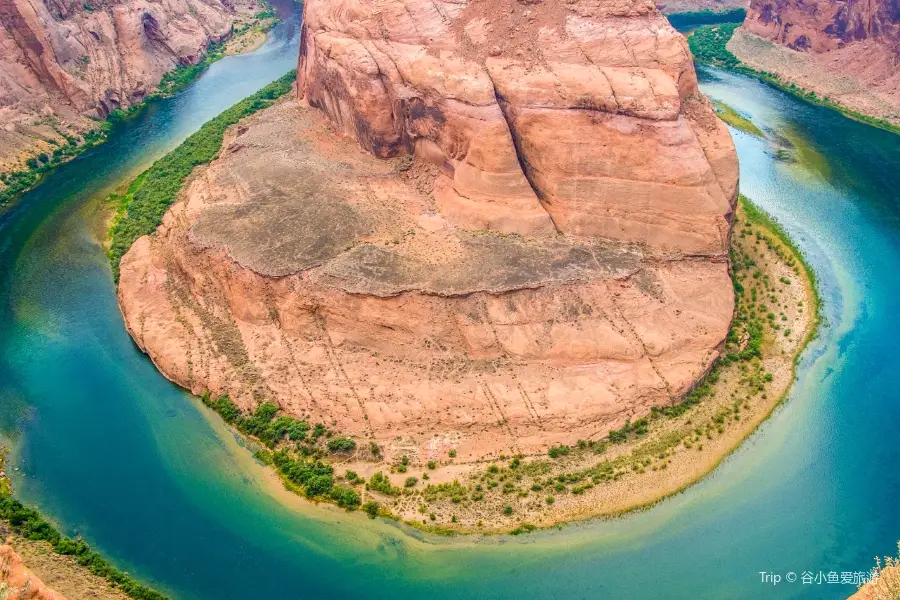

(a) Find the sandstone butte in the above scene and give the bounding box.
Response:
[0,544,65,600]
[118,0,740,464]
[0,0,261,172]
[731,0,900,126]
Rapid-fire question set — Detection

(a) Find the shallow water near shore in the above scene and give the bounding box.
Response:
[1,4,899,595]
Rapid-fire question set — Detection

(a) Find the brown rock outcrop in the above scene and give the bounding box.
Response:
[0,544,66,600]
[298,0,737,253]
[0,0,260,172]
[118,0,738,462]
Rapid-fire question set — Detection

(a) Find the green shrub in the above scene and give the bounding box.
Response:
[548,445,570,459]
[687,23,741,68]
[329,485,361,508]
[327,437,356,453]
[404,477,418,488]
[362,501,379,519]
[368,471,400,496]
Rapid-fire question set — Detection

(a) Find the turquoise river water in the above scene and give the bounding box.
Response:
[1,4,898,597]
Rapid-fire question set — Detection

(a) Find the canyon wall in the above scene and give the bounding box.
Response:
[118,0,739,462]
[730,0,900,126]
[0,0,260,172]
[744,0,899,52]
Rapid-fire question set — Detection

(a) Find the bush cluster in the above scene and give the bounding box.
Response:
[0,129,107,206]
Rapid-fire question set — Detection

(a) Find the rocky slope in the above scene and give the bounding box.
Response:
[731,0,900,126]
[118,0,739,462]
[0,0,260,172]
[0,543,65,600]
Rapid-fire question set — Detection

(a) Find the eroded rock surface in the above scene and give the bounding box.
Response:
[0,0,260,171]
[744,0,899,52]
[0,544,65,600]
[298,0,738,253]
[119,0,738,461]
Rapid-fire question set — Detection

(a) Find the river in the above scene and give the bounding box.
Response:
[0,4,898,597]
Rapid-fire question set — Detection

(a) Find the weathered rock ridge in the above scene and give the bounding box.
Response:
[0,0,259,171]
[298,0,738,253]
[118,0,739,461]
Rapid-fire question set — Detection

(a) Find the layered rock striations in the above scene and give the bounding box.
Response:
[731,0,900,125]
[118,0,739,460]
[298,0,738,251]
[0,0,259,171]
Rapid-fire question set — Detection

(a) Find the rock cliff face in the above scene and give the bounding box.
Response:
[298,0,737,252]
[0,544,65,600]
[118,0,739,461]
[0,0,259,171]
[744,0,899,52]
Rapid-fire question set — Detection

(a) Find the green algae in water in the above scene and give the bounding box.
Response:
[713,100,766,137]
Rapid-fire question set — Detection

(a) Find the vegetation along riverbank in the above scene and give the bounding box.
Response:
[106,71,297,280]
[189,195,819,533]
[688,24,900,135]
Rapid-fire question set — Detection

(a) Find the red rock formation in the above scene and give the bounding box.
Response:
[744,0,899,52]
[297,0,738,253]
[0,0,260,171]
[0,544,66,600]
[118,0,738,462]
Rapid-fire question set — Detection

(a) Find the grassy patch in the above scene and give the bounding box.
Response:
[713,101,765,137]
[688,23,741,68]
[107,70,296,279]
[739,195,822,320]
